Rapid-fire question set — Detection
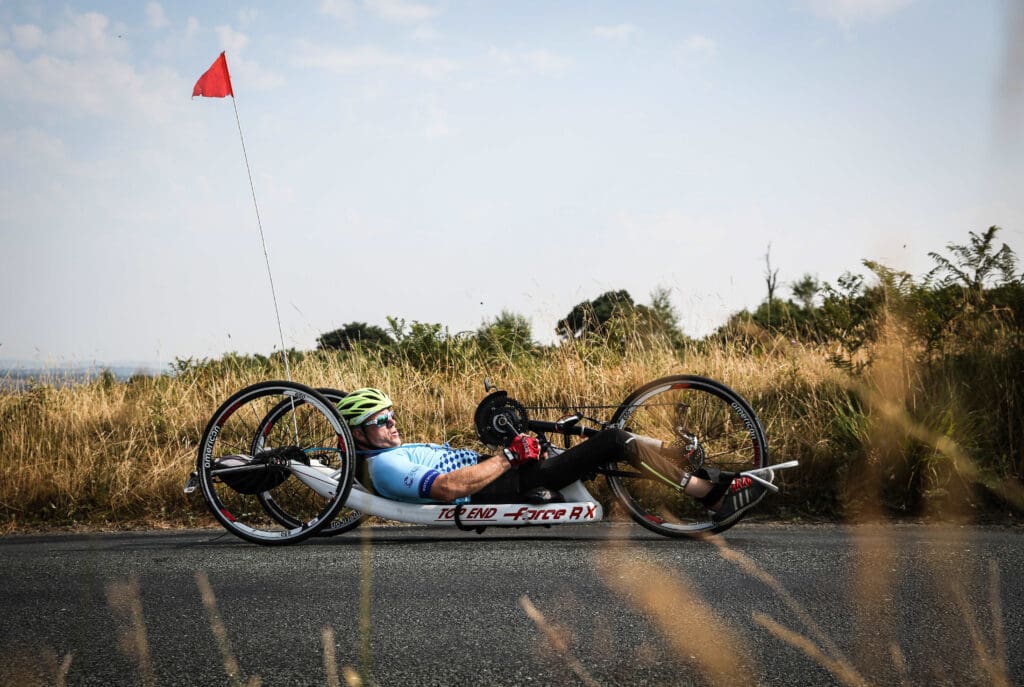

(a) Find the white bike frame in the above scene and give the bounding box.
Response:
[288,462,604,527]
[287,459,797,529]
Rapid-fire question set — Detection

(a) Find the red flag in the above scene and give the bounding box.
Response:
[192,52,234,98]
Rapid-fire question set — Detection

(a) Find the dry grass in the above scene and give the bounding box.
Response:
[1,312,1020,529]
[0,337,837,528]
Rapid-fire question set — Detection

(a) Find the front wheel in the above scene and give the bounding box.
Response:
[196,381,356,546]
[606,375,769,538]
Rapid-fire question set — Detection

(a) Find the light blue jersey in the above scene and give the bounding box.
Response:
[363,443,481,503]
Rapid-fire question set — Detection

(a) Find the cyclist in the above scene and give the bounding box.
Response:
[337,387,770,525]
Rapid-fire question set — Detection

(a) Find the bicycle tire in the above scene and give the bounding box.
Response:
[254,388,369,536]
[606,375,769,537]
[196,381,356,546]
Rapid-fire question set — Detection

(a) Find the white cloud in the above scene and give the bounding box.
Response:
[185,17,201,40]
[682,34,717,56]
[215,25,249,55]
[0,10,198,124]
[416,56,458,79]
[12,24,44,50]
[411,25,441,41]
[298,43,400,70]
[488,46,572,77]
[320,0,357,21]
[805,0,917,26]
[204,27,284,89]
[364,0,441,24]
[49,10,129,58]
[145,3,169,30]
[592,24,638,41]
[294,41,458,79]
[238,9,261,26]
[526,49,571,76]
[0,49,188,121]
[211,33,286,91]
[0,127,69,173]
[422,103,451,139]
[5,11,131,58]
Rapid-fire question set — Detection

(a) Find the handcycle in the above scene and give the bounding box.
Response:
[185,376,797,546]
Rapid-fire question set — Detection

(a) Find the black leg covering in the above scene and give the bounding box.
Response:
[475,428,632,503]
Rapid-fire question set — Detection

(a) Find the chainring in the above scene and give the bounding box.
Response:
[474,391,529,446]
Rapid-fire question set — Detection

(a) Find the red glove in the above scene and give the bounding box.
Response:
[503,434,541,466]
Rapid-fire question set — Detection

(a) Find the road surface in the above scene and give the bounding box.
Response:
[1,523,1021,686]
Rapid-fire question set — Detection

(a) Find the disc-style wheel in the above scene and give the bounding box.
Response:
[196,381,356,546]
[254,388,369,536]
[607,375,769,537]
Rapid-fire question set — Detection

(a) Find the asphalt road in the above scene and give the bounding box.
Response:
[1,523,1021,686]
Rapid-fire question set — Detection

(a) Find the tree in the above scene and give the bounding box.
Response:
[556,290,634,340]
[477,310,534,354]
[316,322,393,351]
[763,244,780,329]
[645,286,687,348]
[791,274,821,311]
[764,244,779,303]
[927,225,1019,301]
[385,317,453,369]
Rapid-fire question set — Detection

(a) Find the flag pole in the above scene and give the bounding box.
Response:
[229,94,292,383]
[194,51,292,382]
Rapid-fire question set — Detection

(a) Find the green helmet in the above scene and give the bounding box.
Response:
[337,388,393,426]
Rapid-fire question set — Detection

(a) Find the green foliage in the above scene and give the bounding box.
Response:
[386,317,459,370]
[556,289,635,340]
[317,322,394,351]
[555,287,688,351]
[791,274,821,310]
[726,227,1023,370]
[171,349,305,381]
[646,286,689,349]
[926,225,1019,297]
[476,310,535,357]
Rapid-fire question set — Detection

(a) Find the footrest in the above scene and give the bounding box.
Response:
[741,460,798,493]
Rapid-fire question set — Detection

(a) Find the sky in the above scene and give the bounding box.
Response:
[1,0,1022,367]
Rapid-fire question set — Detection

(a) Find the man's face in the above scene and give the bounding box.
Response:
[354,408,402,449]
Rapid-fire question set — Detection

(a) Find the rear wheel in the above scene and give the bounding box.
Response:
[606,375,768,537]
[196,381,355,546]
[254,388,369,536]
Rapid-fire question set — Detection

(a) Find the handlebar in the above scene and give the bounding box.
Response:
[527,419,600,439]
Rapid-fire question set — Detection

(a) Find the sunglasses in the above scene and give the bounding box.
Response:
[363,410,396,428]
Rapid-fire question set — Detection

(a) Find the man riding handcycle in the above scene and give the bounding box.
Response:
[187,377,795,545]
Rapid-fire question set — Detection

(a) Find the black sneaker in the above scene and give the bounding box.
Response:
[711,470,772,524]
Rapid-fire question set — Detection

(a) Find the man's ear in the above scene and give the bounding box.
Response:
[351,426,367,447]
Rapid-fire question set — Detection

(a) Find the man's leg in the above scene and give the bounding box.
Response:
[472,430,628,503]
[625,436,738,505]
[471,470,522,503]
[519,429,631,491]
[472,428,746,509]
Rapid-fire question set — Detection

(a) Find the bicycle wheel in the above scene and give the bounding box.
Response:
[254,388,369,537]
[196,381,356,546]
[607,375,769,537]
